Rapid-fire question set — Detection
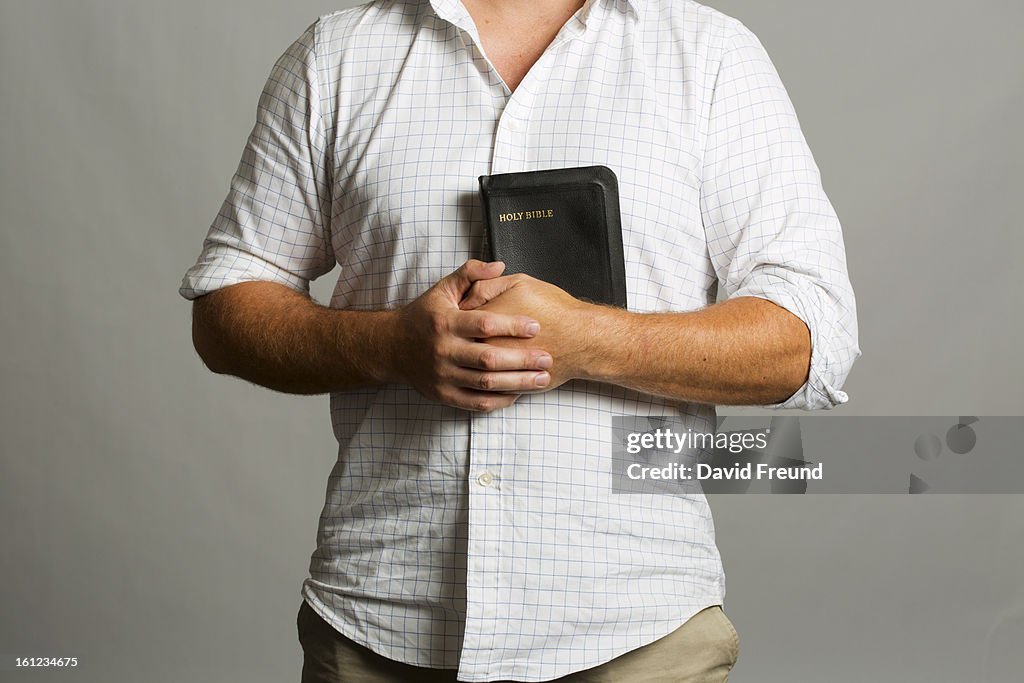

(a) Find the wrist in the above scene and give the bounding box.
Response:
[325,307,406,386]
[571,303,630,382]
[371,308,408,385]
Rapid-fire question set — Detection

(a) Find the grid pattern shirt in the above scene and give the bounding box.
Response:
[178,0,860,680]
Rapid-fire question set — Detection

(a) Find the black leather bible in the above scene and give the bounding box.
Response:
[478,165,627,308]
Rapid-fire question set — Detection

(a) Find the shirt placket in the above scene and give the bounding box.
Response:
[465,48,566,683]
[443,2,595,678]
[488,7,590,175]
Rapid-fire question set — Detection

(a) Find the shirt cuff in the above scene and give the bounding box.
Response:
[730,271,858,411]
[178,242,312,301]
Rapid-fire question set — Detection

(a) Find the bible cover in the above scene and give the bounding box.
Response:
[478,165,627,308]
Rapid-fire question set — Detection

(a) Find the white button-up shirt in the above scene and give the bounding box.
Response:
[179,0,859,680]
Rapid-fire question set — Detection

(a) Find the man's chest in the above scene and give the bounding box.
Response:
[322,31,714,312]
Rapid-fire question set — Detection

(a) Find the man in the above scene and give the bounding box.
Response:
[179,0,859,680]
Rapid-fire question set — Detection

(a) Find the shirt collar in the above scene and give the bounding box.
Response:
[575,0,644,24]
[621,0,643,17]
[428,0,641,32]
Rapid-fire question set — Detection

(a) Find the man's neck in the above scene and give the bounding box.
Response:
[460,0,587,92]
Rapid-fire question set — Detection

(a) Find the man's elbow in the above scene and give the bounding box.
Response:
[781,320,859,411]
[764,309,813,405]
[785,317,813,393]
[190,296,232,375]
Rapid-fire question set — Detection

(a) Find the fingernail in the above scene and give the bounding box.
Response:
[525,322,540,336]
[534,373,550,387]
[536,355,553,369]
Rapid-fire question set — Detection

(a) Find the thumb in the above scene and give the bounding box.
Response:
[458,276,520,310]
[437,259,505,300]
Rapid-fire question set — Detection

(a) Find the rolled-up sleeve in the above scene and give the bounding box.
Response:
[700,20,861,410]
[178,20,335,301]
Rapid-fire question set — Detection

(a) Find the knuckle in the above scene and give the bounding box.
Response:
[428,352,449,376]
[432,361,451,381]
[429,311,447,335]
[478,350,498,370]
[478,373,496,391]
[477,316,496,337]
[475,397,495,413]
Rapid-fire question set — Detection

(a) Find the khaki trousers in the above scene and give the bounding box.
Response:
[297,600,739,682]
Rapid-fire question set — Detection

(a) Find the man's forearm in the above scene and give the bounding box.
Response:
[192,281,400,395]
[575,296,811,406]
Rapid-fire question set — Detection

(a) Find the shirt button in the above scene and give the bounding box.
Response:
[505,118,521,133]
[477,472,495,487]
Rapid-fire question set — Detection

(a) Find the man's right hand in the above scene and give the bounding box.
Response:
[388,260,553,412]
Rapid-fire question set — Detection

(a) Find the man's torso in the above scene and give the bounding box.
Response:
[302,1,738,680]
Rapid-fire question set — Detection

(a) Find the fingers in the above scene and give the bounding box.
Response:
[431,337,553,413]
[450,341,553,372]
[438,260,505,301]
[448,309,540,339]
[458,274,523,310]
[448,367,551,393]
[438,387,521,413]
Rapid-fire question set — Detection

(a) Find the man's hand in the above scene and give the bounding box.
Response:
[462,271,814,405]
[459,273,594,390]
[390,260,554,412]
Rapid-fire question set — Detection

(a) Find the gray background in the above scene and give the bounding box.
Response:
[1,0,1021,680]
